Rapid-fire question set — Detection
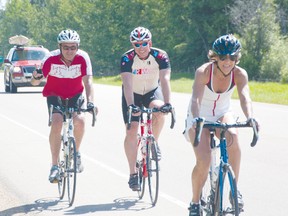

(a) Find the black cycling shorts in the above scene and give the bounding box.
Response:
[47,94,85,114]
[122,86,163,124]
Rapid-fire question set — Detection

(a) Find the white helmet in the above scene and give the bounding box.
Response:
[130,26,152,43]
[57,29,80,44]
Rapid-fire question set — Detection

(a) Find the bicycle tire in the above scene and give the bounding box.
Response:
[201,175,215,216]
[146,137,159,206]
[137,159,146,199]
[58,143,66,200]
[214,164,239,216]
[66,137,77,206]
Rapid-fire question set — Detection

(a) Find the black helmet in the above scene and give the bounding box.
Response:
[212,34,241,55]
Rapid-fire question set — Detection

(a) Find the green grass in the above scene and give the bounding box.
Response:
[94,73,288,105]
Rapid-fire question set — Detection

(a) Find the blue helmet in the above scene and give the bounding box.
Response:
[212,34,241,55]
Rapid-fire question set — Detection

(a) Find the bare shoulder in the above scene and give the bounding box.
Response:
[234,65,249,80]
[196,62,212,74]
[195,62,212,82]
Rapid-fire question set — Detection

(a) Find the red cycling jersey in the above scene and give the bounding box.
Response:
[42,54,88,99]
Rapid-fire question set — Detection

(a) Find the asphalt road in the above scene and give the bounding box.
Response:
[0,77,287,216]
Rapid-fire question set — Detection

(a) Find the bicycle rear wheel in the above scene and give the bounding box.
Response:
[66,137,77,206]
[214,164,239,216]
[146,138,159,206]
[58,143,66,200]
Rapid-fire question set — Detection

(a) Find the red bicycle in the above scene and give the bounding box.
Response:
[127,105,175,206]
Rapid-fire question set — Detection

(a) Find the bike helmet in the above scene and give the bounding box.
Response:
[57,29,80,44]
[130,26,152,43]
[212,34,241,55]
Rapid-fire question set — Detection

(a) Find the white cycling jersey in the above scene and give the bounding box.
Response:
[120,47,170,95]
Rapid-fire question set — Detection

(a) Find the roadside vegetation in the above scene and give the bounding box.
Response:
[94,73,288,105]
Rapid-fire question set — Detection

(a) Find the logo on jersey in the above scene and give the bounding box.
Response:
[132,68,149,75]
[49,64,81,78]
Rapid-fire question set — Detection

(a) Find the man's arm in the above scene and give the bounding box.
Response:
[82,75,94,104]
[159,68,171,104]
[121,72,134,106]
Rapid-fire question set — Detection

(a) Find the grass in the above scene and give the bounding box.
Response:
[94,73,288,105]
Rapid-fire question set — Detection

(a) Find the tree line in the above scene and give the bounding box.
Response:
[0,0,287,82]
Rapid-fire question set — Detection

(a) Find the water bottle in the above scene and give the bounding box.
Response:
[211,147,218,189]
[141,138,146,156]
[211,165,219,189]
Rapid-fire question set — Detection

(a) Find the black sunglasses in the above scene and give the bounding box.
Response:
[219,54,238,61]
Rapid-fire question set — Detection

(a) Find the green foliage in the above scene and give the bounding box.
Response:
[0,0,287,83]
[280,61,288,83]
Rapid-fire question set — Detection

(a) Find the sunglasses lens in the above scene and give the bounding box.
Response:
[230,55,237,61]
[219,55,237,61]
[134,42,148,48]
[219,55,226,61]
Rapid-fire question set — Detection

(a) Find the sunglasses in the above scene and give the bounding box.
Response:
[62,45,78,51]
[219,54,238,61]
[134,42,148,48]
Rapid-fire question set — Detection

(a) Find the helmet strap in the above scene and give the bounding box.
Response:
[215,61,234,77]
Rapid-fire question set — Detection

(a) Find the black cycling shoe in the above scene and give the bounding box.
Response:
[128,173,140,191]
[188,203,201,216]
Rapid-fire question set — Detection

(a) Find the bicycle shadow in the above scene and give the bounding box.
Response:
[65,197,153,215]
[0,196,152,215]
[0,197,67,216]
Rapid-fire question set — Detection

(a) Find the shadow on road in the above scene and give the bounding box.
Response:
[0,196,153,216]
[0,198,67,216]
[66,197,153,215]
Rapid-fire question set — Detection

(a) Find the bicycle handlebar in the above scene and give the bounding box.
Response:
[127,105,176,130]
[193,117,259,147]
[48,104,96,127]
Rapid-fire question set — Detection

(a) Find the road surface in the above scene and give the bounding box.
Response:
[0,77,287,215]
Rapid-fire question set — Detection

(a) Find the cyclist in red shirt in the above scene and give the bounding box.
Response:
[31,29,97,183]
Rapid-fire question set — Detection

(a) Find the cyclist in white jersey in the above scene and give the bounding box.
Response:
[184,34,259,216]
[120,26,173,191]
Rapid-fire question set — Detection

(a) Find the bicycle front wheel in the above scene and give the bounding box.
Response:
[58,144,66,200]
[146,138,159,206]
[66,137,77,206]
[214,164,239,216]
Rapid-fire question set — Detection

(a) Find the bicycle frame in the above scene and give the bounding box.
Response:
[194,118,259,216]
[138,107,154,177]
[48,97,96,206]
[128,105,175,206]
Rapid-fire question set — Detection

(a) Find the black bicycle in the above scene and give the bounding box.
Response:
[194,117,258,216]
[48,98,96,206]
[127,105,176,206]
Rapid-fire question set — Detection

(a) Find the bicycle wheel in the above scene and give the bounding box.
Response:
[66,137,77,206]
[58,142,66,200]
[214,164,239,216]
[136,137,146,199]
[137,159,146,199]
[201,174,215,216]
[146,137,159,206]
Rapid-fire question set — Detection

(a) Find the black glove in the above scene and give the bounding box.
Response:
[128,104,140,113]
[36,68,43,74]
[160,103,172,113]
[87,102,95,112]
